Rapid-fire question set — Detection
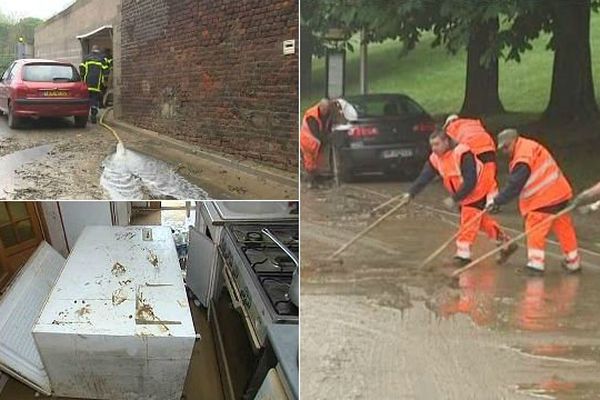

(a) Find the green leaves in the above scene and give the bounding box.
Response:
[302,0,597,66]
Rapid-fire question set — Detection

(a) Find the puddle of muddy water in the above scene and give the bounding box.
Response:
[101,143,209,200]
[0,144,52,196]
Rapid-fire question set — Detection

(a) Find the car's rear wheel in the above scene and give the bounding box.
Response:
[7,103,20,129]
[74,115,88,129]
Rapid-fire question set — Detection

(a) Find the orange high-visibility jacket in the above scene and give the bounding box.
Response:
[429,144,488,206]
[446,118,496,155]
[300,104,324,173]
[510,137,573,215]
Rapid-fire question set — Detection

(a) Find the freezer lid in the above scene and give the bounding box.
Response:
[0,242,66,395]
[186,227,215,307]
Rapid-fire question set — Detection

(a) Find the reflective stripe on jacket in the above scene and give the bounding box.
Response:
[446,118,496,155]
[429,144,488,205]
[80,54,108,93]
[509,137,572,215]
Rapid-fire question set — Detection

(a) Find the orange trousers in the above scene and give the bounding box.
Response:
[455,206,505,259]
[300,130,321,173]
[524,211,579,270]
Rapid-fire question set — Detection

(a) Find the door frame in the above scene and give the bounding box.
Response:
[0,202,47,291]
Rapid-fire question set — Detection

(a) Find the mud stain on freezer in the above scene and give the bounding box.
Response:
[76,304,91,317]
[112,288,128,306]
[147,251,159,268]
[111,262,127,276]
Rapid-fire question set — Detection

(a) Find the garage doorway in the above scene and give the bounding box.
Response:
[0,203,43,290]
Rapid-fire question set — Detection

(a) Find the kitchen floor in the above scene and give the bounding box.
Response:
[0,302,225,400]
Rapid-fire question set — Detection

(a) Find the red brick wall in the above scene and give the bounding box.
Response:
[120,0,298,171]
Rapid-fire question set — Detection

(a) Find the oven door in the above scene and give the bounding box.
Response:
[211,251,261,400]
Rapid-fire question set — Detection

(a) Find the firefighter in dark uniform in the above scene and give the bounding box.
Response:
[80,45,108,123]
[101,48,113,108]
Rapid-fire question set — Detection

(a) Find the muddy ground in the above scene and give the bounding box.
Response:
[0,113,296,200]
[301,177,600,400]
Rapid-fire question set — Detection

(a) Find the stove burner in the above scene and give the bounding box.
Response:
[272,255,294,268]
[246,231,263,242]
[261,278,297,316]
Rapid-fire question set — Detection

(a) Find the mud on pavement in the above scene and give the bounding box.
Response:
[0,115,296,200]
[302,183,600,400]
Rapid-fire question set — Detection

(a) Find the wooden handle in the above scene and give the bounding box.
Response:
[417,208,487,269]
[452,204,576,277]
[328,197,410,260]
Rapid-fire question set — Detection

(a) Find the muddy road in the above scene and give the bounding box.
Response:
[301,179,600,400]
[0,114,296,200]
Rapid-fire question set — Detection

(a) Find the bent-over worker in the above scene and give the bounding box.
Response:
[300,99,334,186]
[407,130,517,266]
[444,115,499,204]
[488,129,581,273]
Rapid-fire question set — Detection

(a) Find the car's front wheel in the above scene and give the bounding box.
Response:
[7,103,20,129]
[74,115,88,129]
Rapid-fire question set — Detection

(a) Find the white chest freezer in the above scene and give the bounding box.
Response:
[0,226,196,400]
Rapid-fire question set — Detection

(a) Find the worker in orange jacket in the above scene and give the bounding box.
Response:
[488,129,580,273]
[300,99,334,186]
[407,130,517,266]
[444,115,499,204]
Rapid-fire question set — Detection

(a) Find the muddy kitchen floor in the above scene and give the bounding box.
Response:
[301,179,600,400]
[0,114,296,200]
[0,302,224,400]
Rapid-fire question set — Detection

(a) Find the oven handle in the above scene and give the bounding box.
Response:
[217,247,263,353]
[261,228,299,267]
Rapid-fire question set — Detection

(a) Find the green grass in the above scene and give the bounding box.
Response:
[302,12,600,120]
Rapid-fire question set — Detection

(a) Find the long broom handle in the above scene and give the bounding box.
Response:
[328,197,411,260]
[452,204,576,277]
[371,193,407,214]
[417,208,487,269]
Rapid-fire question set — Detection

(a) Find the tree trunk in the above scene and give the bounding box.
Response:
[544,0,598,123]
[460,17,504,116]
[300,25,313,96]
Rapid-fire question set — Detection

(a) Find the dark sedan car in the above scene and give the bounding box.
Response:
[330,94,436,182]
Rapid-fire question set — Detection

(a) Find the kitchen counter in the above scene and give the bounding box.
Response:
[267,324,299,399]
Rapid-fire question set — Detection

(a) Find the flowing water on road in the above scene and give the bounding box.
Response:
[100,143,209,200]
[301,184,600,400]
[0,144,53,197]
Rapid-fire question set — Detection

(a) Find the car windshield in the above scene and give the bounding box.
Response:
[344,96,426,119]
[22,64,79,82]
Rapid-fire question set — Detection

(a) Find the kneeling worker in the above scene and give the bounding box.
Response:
[488,129,581,273]
[407,130,517,266]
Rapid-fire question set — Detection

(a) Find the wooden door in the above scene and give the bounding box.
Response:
[0,202,43,289]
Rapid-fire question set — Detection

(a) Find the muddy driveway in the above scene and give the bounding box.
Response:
[301,180,600,400]
[0,114,296,200]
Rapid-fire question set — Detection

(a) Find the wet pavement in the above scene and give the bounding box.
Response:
[301,179,600,399]
[0,114,296,200]
[100,143,209,200]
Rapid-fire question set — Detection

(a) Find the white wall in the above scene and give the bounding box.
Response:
[58,202,113,250]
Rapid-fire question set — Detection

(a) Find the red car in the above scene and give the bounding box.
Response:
[0,59,90,129]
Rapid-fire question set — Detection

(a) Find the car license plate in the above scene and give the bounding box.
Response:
[382,149,413,159]
[43,90,69,97]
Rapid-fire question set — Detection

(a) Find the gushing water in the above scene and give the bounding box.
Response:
[100,143,209,200]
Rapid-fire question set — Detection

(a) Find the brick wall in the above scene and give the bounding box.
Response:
[119,0,298,171]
